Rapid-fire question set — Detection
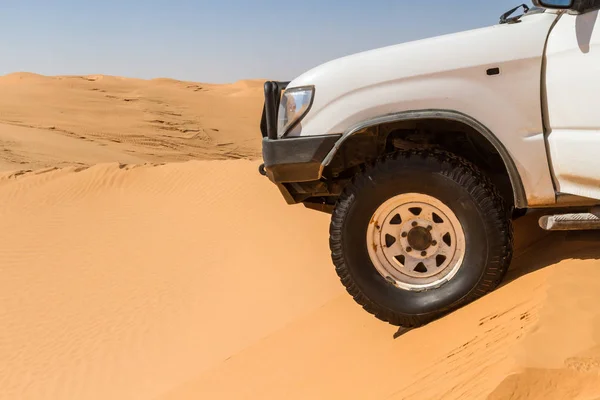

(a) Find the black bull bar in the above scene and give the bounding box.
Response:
[260,81,290,140]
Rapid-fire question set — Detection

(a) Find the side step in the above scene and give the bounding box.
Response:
[539,212,600,231]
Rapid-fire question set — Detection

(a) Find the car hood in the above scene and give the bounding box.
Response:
[287,12,559,131]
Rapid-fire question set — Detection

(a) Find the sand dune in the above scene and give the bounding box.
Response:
[0,73,264,172]
[2,73,600,399]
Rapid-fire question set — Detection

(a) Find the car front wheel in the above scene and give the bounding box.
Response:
[329,150,513,327]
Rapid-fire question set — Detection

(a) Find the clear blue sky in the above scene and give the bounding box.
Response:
[0,0,535,83]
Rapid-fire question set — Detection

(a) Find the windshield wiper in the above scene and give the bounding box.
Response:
[499,3,530,24]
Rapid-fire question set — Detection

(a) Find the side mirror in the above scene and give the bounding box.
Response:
[532,0,574,8]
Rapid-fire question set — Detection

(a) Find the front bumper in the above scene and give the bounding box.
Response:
[259,81,341,206]
[262,135,340,183]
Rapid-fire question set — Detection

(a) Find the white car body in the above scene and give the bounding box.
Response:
[283,7,600,208]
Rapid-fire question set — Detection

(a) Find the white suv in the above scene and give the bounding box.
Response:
[259,0,600,327]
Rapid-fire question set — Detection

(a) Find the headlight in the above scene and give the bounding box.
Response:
[277,86,314,137]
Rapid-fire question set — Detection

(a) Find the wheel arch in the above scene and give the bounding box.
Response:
[321,109,527,209]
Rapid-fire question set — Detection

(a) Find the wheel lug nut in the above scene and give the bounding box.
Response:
[401,232,408,238]
[421,251,427,257]
[412,221,418,227]
[406,247,412,252]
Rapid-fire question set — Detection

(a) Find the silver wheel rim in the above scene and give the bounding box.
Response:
[366,193,466,291]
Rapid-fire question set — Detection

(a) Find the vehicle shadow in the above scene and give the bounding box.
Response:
[393,210,600,339]
[503,210,600,285]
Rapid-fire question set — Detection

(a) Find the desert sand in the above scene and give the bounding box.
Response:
[1,73,600,400]
[0,72,263,172]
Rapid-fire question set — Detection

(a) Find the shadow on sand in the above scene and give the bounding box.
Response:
[394,210,600,339]
[504,210,600,284]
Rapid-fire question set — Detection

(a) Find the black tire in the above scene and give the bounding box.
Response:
[329,149,513,327]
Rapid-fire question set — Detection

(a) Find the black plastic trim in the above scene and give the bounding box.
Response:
[322,109,527,208]
[486,67,500,76]
[262,134,341,183]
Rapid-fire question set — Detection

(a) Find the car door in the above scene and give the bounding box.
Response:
[544,6,600,199]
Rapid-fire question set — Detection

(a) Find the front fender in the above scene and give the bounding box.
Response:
[321,109,527,208]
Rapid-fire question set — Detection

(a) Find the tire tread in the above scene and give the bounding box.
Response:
[329,149,514,327]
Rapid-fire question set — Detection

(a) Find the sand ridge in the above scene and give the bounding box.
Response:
[0,73,265,172]
[1,74,600,399]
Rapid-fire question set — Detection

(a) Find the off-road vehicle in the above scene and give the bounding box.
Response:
[259,0,600,327]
